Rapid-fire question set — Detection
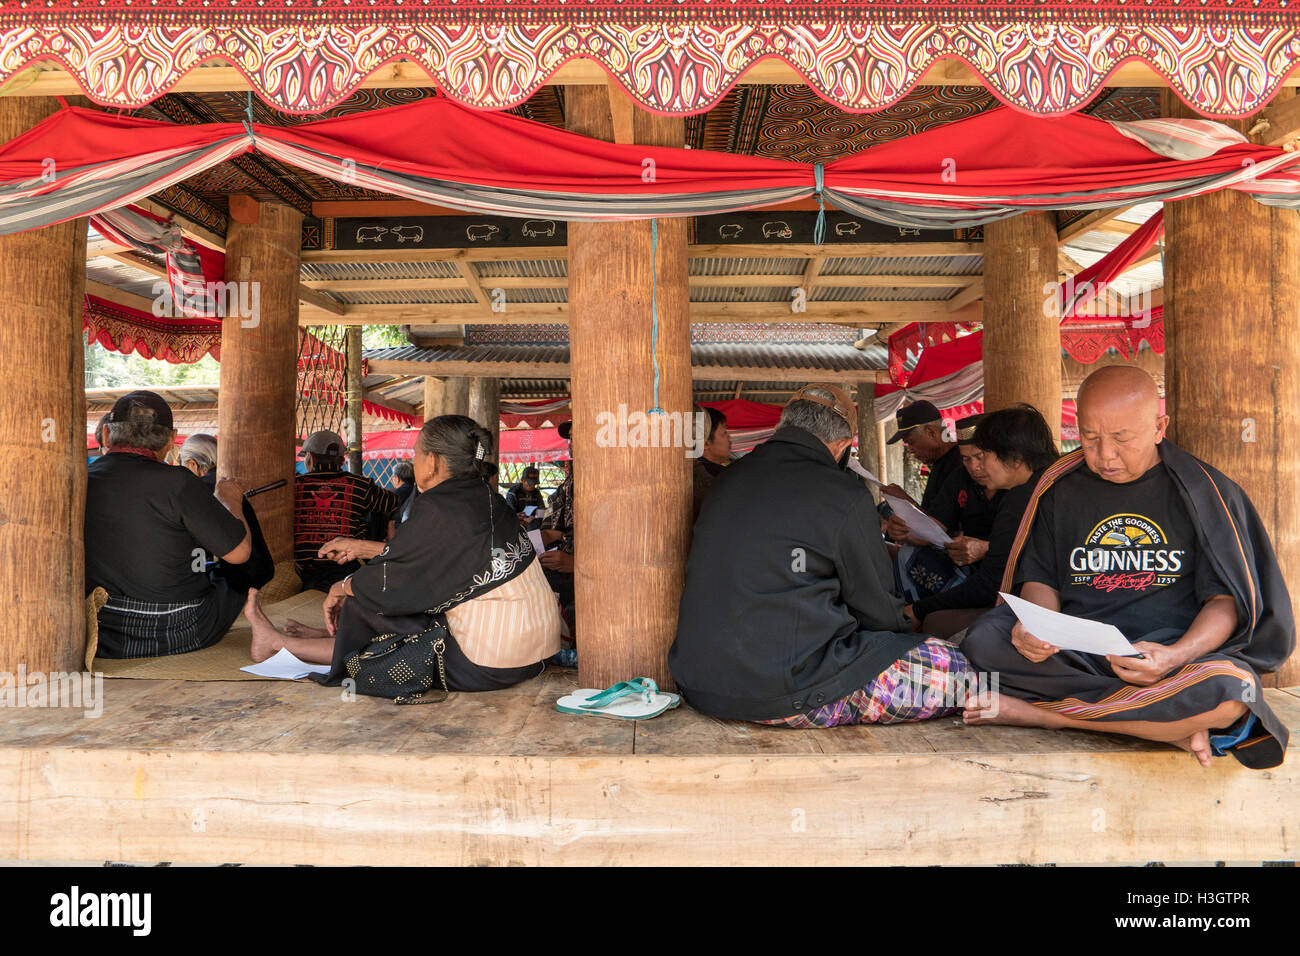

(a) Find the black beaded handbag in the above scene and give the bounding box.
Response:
[343,618,450,705]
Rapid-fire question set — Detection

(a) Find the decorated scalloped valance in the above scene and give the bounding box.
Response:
[4,99,1300,238]
[2,2,1299,117]
[83,293,222,364]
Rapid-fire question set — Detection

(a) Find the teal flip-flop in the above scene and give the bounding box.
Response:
[556,677,681,720]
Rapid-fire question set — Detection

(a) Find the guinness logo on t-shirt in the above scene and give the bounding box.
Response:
[1067,513,1186,592]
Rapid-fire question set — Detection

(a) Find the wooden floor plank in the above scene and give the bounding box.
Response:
[1263,687,1300,732]
[634,703,825,755]
[507,668,634,756]
[3,746,1294,866]
[0,678,181,748]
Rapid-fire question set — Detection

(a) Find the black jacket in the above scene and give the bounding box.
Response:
[669,426,924,721]
[920,444,963,513]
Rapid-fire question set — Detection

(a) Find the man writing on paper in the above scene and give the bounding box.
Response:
[962,366,1294,769]
[670,385,975,729]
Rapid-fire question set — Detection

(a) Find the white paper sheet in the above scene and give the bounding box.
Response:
[240,647,332,680]
[883,494,953,547]
[999,592,1141,657]
[847,456,883,487]
[527,529,547,554]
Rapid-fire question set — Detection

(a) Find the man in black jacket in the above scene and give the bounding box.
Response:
[669,385,976,728]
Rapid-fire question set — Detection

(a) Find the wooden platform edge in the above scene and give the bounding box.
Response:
[0,746,1295,866]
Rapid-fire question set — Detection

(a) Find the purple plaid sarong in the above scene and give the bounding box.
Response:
[757,637,974,728]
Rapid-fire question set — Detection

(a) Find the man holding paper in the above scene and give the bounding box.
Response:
[962,366,1294,769]
[905,406,1058,639]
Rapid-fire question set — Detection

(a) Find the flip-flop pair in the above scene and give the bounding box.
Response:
[556,677,681,720]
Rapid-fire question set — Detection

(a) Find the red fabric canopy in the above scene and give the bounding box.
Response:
[3,102,1300,238]
[363,427,570,464]
[499,398,572,429]
[1061,211,1164,319]
[698,399,782,430]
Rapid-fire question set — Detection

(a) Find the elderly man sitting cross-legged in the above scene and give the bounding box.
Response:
[669,384,976,729]
[962,366,1295,769]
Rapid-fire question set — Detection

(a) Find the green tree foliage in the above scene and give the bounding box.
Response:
[84,334,220,389]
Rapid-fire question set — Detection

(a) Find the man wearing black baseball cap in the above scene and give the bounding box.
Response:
[883,400,962,542]
[295,429,398,592]
[86,390,259,658]
[505,464,545,520]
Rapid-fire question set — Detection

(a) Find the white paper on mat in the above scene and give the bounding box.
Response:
[847,456,883,487]
[240,647,331,680]
[883,494,952,547]
[527,529,547,554]
[999,592,1141,657]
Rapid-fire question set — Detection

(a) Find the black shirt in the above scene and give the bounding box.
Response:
[913,468,1042,620]
[86,452,247,602]
[669,426,922,721]
[920,444,963,513]
[1015,461,1229,641]
[505,482,545,514]
[928,466,1004,540]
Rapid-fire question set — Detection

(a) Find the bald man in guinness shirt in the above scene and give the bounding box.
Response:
[962,366,1294,769]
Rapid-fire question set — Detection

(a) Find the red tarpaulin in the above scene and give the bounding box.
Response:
[363,428,571,464]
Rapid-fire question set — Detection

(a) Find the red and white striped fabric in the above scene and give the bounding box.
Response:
[2,101,1300,234]
[91,206,219,318]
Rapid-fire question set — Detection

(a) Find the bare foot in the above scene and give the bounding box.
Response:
[284,618,330,640]
[962,691,1055,728]
[1171,729,1214,768]
[243,588,285,663]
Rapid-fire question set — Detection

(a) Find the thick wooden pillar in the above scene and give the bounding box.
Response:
[0,98,87,673]
[467,376,500,458]
[855,382,880,502]
[217,196,303,565]
[422,376,443,421]
[881,420,901,486]
[443,377,470,417]
[1162,94,1300,686]
[344,325,363,474]
[983,212,1062,436]
[567,86,692,688]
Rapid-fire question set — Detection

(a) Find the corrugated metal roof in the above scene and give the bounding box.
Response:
[367,344,569,365]
[366,341,886,371]
[811,286,960,302]
[333,289,477,306]
[475,259,568,279]
[298,261,462,281]
[86,261,163,298]
[493,288,567,304]
[690,256,808,276]
[822,255,982,276]
[691,286,797,303]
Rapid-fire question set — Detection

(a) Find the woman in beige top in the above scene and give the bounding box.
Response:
[243,415,561,693]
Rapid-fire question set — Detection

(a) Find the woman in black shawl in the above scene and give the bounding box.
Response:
[243,416,561,693]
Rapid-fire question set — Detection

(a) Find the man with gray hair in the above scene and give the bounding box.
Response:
[670,384,975,728]
[86,391,254,657]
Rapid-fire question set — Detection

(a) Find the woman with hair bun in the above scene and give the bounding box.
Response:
[243,415,561,695]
